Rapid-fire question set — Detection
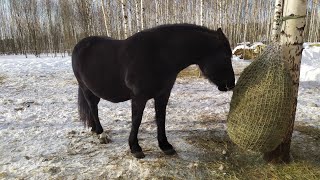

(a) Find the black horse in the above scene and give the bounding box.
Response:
[72,24,235,158]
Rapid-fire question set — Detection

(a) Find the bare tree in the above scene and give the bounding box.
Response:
[199,0,204,26]
[140,0,144,30]
[0,0,319,55]
[101,0,111,36]
[271,0,283,42]
[75,0,92,37]
[121,0,128,38]
[264,0,307,164]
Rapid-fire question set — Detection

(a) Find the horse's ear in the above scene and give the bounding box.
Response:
[217,28,225,37]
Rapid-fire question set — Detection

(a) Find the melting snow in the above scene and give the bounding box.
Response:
[0,45,319,178]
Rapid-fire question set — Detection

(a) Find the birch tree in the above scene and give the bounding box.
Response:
[45,0,54,53]
[75,0,92,37]
[101,0,110,36]
[263,0,307,164]
[140,0,144,30]
[121,0,128,38]
[200,0,204,26]
[0,0,319,55]
[135,0,140,31]
[271,0,283,41]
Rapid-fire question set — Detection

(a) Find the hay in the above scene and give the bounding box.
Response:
[309,43,320,47]
[178,65,202,78]
[0,75,6,84]
[227,45,295,153]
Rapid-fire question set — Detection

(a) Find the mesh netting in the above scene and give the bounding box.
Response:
[227,45,295,153]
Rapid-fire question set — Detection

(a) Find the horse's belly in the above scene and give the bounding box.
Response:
[98,89,131,103]
[90,82,131,103]
[81,73,131,103]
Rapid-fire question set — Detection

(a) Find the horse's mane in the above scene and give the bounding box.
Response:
[139,23,216,35]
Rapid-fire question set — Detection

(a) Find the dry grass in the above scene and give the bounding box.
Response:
[309,43,320,47]
[178,66,202,78]
[173,65,320,178]
[233,48,258,60]
[0,75,6,85]
[182,125,320,180]
[177,62,247,78]
[294,122,320,140]
[124,123,320,179]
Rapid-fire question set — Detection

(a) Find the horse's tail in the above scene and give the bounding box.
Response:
[77,87,94,128]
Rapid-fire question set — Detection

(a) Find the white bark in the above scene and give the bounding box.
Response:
[100,0,110,36]
[165,0,169,24]
[269,0,307,162]
[266,1,274,42]
[140,0,144,30]
[200,0,203,26]
[85,0,92,36]
[235,1,242,43]
[280,0,306,87]
[243,0,249,44]
[308,0,317,42]
[135,0,140,31]
[121,0,128,38]
[218,1,222,27]
[155,0,158,25]
[272,0,283,42]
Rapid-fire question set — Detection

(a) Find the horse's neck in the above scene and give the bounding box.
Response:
[175,34,211,67]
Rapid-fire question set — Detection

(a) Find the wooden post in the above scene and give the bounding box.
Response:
[263,0,307,164]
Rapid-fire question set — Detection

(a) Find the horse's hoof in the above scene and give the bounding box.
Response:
[99,132,111,144]
[132,151,145,159]
[163,148,177,155]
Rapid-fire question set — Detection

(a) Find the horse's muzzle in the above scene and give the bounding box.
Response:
[218,83,235,91]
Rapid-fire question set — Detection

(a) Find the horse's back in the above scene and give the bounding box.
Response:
[72,36,115,63]
[72,36,131,102]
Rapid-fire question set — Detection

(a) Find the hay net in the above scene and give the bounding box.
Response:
[227,45,294,153]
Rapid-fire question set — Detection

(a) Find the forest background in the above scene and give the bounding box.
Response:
[0,0,319,56]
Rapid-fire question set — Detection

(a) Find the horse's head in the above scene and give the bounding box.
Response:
[198,28,235,91]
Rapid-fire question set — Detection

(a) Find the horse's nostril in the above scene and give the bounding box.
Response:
[224,80,235,91]
[226,84,235,91]
[228,85,235,90]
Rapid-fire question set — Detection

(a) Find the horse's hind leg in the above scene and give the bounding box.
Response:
[78,86,109,142]
[154,91,176,155]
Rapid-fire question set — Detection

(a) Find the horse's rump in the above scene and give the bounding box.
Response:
[72,36,131,102]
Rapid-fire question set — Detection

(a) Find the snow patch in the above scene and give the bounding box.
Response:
[300,45,320,82]
[0,52,319,179]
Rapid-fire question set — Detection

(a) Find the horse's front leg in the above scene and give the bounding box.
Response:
[154,91,176,155]
[129,96,147,158]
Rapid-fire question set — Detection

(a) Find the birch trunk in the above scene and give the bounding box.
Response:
[100,0,110,36]
[200,0,203,26]
[263,0,307,164]
[308,0,316,41]
[85,0,92,36]
[271,0,283,42]
[135,0,140,31]
[121,0,128,38]
[155,0,158,25]
[140,0,144,30]
[266,1,274,42]
[243,0,249,44]
[235,2,242,43]
[165,0,169,24]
